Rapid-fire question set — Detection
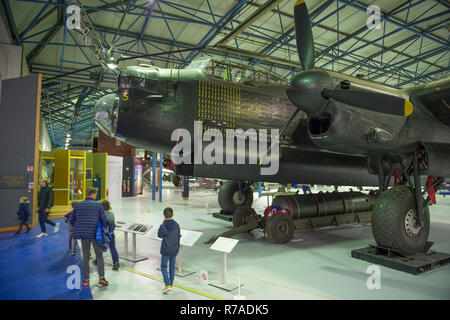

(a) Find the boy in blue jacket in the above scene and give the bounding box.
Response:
[158,207,181,294]
[15,197,31,235]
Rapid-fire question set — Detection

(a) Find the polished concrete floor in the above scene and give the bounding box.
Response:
[87,185,450,300]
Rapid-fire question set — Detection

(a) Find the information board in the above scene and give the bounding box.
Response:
[0,175,28,189]
[180,229,203,247]
[116,222,152,235]
[210,237,239,254]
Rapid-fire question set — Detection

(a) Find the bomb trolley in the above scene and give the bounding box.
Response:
[207,191,373,244]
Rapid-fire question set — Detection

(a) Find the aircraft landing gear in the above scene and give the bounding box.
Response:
[372,186,430,254]
[218,180,254,214]
[371,147,445,254]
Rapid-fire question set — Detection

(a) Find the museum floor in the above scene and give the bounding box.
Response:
[1,186,449,300]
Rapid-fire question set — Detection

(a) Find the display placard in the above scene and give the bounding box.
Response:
[180,229,203,247]
[116,222,152,235]
[0,175,28,189]
[210,237,239,254]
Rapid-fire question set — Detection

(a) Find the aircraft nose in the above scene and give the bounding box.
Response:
[94,93,119,137]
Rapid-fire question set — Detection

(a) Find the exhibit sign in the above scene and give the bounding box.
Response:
[0,175,28,189]
[210,237,239,254]
[209,237,241,291]
[107,156,123,200]
[116,221,153,262]
[180,229,203,247]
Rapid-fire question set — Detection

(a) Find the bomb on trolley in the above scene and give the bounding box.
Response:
[206,190,374,244]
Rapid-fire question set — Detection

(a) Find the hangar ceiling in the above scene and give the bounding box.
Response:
[1,0,449,148]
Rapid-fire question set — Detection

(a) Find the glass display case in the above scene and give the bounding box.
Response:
[39,158,55,186]
[70,158,84,201]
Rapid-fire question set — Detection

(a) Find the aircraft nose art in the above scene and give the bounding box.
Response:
[94,93,119,137]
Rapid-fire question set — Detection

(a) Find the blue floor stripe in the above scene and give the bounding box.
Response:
[0,219,93,300]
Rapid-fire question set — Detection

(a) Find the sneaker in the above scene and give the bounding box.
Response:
[98,278,109,287]
[81,280,90,286]
[54,223,60,233]
[112,262,120,271]
[36,233,47,238]
[71,251,76,255]
[163,285,171,294]
[14,232,20,235]
[25,229,31,233]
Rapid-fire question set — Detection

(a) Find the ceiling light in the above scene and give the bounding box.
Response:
[107,63,117,70]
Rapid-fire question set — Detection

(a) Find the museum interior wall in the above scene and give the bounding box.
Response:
[0,74,41,231]
[98,130,135,157]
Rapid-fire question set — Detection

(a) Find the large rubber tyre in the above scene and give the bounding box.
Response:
[371,186,430,255]
[218,181,253,213]
[265,213,295,244]
[232,206,258,227]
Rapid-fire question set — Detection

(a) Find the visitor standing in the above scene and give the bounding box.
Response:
[157,207,181,294]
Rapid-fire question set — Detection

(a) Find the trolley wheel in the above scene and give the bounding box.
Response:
[232,206,258,227]
[265,213,295,244]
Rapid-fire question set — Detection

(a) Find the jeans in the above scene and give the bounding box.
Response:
[109,233,119,263]
[38,209,55,233]
[161,255,176,287]
[81,239,104,281]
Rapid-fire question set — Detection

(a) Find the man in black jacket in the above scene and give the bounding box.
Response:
[36,180,59,237]
[158,207,181,294]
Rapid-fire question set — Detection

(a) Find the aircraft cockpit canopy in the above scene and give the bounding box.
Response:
[118,66,159,91]
[186,57,286,86]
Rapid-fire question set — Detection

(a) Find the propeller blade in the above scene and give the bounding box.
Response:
[294,0,315,70]
[322,89,413,117]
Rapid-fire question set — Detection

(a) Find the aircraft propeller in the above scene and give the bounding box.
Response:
[288,0,413,117]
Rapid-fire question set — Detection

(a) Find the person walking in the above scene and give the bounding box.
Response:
[94,201,120,271]
[36,180,59,237]
[103,200,120,271]
[64,201,78,254]
[15,197,31,235]
[157,207,181,294]
[70,187,109,287]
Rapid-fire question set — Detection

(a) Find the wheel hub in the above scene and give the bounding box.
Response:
[277,221,289,236]
[232,191,246,205]
[404,209,421,237]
